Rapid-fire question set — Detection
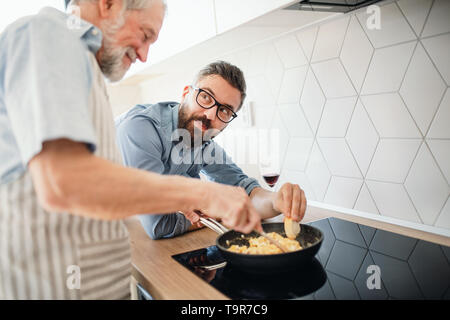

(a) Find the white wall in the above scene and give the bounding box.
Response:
[111,0,450,232]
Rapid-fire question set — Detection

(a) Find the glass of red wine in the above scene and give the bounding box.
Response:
[259,160,280,189]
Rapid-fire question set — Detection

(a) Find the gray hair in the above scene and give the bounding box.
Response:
[194,61,247,109]
[70,0,167,12]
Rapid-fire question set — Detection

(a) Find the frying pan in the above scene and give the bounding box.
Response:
[200,218,324,274]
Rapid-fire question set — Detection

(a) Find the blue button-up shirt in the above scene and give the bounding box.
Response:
[115,102,261,239]
[0,7,102,185]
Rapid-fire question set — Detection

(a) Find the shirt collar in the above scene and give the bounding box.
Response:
[39,7,103,55]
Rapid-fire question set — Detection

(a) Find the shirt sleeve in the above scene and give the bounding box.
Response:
[3,18,97,165]
[201,141,261,195]
[115,113,191,240]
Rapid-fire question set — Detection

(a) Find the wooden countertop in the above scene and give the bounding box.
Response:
[125,207,450,300]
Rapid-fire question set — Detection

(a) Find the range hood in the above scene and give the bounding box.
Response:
[284,0,384,13]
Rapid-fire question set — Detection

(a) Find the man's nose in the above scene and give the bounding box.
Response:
[204,107,216,121]
[136,42,150,63]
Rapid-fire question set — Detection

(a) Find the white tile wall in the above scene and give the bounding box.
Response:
[427,88,450,138]
[356,2,416,48]
[361,93,421,138]
[354,183,380,215]
[128,0,450,231]
[397,0,433,36]
[399,42,446,135]
[361,41,416,94]
[234,0,450,230]
[366,139,422,183]
[345,100,380,175]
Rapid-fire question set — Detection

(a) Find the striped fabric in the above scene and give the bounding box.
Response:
[0,53,131,299]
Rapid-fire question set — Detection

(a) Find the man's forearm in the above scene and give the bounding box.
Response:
[30,139,204,220]
[249,187,279,220]
[65,158,204,220]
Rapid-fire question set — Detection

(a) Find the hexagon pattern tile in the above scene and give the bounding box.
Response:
[325,240,367,281]
[235,0,450,232]
[295,26,318,62]
[303,218,450,300]
[324,176,363,208]
[427,88,450,138]
[329,218,367,248]
[360,93,421,138]
[356,2,416,48]
[279,104,313,138]
[422,33,450,86]
[404,143,449,226]
[408,240,450,298]
[274,34,308,69]
[427,139,450,184]
[318,138,362,179]
[327,272,361,300]
[371,252,424,299]
[366,139,422,183]
[421,0,450,37]
[366,181,422,223]
[361,41,416,95]
[400,43,446,135]
[277,66,308,104]
[318,97,357,138]
[305,142,331,202]
[264,44,285,101]
[311,59,356,98]
[340,15,374,92]
[277,170,317,201]
[354,183,380,215]
[300,69,326,134]
[309,219,335,266]
[397,0,433,36]
[346,100,379,175]
[354,252,389,300]
[283,137,314,171]
[434,197,450,229]
[312,16,350,63]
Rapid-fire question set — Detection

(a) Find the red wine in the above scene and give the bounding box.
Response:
[262,174,280,188]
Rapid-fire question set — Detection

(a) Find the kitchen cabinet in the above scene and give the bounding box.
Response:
[214,0,295,34]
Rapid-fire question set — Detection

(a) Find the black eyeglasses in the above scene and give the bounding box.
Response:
[190,86,238,123]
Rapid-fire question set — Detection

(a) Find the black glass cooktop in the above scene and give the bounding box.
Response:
[172,218,450,300]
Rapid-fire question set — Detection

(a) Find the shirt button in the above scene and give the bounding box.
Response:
[92,29,99,36]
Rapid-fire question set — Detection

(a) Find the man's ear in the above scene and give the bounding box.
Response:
[181,85,190,100]
[98,0,120,19]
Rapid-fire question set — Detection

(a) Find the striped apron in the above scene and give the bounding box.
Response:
[0,53,131,299]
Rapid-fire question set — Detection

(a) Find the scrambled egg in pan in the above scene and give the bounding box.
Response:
[227,232,302,255]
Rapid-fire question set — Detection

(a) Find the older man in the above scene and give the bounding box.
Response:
[115,61,307,240]
[0,1,261,299]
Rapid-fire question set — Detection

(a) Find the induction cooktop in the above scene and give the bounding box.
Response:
[172,217,450,300]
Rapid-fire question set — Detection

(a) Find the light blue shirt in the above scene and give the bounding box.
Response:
[115,102,261,239]
[0,7,102,184]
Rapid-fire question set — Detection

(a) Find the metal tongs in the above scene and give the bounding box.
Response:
[194,212,288,253]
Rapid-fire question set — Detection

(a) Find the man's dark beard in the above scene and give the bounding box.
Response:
[177,102,215,147]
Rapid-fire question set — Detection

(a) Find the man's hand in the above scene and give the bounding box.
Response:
[181,210,205,231]
[196,183,263,234]
[272,183,307,222]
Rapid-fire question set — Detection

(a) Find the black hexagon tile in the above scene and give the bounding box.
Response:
[369,229,418,260]
[408,240,450,299]
[329,217,367,248]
